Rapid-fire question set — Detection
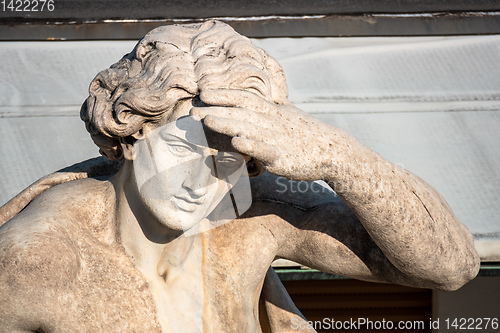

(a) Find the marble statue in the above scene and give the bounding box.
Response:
[0,21,479,333]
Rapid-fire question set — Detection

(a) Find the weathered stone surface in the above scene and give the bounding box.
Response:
[0,21,479,332]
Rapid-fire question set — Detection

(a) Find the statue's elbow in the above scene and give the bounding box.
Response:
[435,250,480,292]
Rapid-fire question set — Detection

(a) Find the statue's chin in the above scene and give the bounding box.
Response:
[143,198,207,233]
[135,169,244,234]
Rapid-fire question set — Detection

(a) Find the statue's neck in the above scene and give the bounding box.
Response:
[112,167,207,333]
[111,161,195,273]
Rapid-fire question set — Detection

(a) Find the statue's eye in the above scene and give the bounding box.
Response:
[159,131,198,157]
[216,156,238,165]
[215,155,243,173]
[168,142,195,156]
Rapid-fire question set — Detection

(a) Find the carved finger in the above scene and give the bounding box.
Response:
[191,107,279,132]
[203,115,277,143]
[191,106,251,122]
[231,137,280,166]
[200,89,278,115]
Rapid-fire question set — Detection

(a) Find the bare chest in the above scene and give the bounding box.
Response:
[44,218,277,333]
[136,233,273,333]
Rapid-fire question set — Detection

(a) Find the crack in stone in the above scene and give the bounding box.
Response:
[412,190,436,224]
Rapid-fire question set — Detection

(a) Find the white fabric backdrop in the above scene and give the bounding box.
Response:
[1,36,499,258]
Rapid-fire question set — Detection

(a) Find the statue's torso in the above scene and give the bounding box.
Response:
[1,174,329,332]
[0,178,284,333]
[32,224,272,333]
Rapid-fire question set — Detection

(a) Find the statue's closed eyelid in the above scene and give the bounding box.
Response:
[159,131,200,151]
[215,155,239,163]
[165,141,200,157]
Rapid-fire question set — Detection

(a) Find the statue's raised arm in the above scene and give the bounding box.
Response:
[0,21,479,333]
[193,87,479,291]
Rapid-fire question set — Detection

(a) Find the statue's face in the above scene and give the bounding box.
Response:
[131,99,252,234]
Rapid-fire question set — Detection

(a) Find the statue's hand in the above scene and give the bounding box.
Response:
[191,89,348,181]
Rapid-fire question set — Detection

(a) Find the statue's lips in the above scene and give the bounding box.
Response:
[173,195,204,212]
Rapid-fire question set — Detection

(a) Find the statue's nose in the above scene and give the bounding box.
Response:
[181,156,215,198]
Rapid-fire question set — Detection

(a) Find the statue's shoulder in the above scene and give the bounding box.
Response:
[30,176,116,219]
[244,172,356,235]
[249,172,343,211]
[14,176,116,232]
[0,177,116,286]
[0,178,158,331]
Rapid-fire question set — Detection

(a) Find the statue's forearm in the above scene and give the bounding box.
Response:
[191,90,478,289]
[323,133,479,290]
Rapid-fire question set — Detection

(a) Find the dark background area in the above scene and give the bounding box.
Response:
[1,0,499,21]
[1,0,500,39]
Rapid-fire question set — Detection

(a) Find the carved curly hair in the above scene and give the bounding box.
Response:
[80,20,289,161]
